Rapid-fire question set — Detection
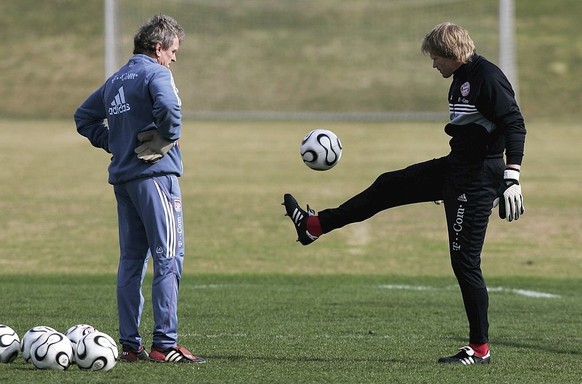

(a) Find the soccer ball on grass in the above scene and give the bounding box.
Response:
[65,323,96,363]
[75,331,118,372]
[30,330,73,370]
[300,129,342,171]
[0,324,20,363]
[20,326,56,363]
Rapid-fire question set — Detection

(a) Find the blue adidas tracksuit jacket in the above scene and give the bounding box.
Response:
[74,54,183,185]
[74,54,186,351]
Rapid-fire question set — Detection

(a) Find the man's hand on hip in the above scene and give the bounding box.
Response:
[134,130,175,163]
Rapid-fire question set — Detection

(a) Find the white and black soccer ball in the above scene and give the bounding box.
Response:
[30,331,72,370]
[300,129,342,171]
[0,324,20,363]
[20,325,56,363]
[75,331,118,372]
[65,324,96,363]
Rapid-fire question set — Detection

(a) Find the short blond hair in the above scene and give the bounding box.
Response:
[421,22,475,63]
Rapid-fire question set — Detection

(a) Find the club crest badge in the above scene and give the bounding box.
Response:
[174,199,182,212]
[461,82,471,97]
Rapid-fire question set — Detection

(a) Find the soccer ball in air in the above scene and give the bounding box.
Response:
[21,326,57,363]
[300,129,342,171]
[75,331,118,372]
[30,331,73,370]
[65,324,96,363]
[0,324,20,363]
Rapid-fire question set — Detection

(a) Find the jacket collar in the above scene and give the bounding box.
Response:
[454,53,481,77]
[129,54,157,65]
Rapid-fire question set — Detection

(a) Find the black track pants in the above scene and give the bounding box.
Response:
[318,156,503,344]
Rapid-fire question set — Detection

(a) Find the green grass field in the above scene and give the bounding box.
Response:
[1,119,581,383]
[2,0,581,381]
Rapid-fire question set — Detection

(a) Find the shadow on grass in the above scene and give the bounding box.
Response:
[493,339,582,356]
[448,335,582,356]
[205,354,403,364]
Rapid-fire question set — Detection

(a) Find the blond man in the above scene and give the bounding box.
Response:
[283,22,526,365]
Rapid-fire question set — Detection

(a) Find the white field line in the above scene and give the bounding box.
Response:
[191,283,561,298]
[191,284,227,289]
[487,287,561,299]
[378,284,561,299]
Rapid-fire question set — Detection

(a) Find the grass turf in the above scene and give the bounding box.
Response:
[1,119,581,382]
[1,274,581,383]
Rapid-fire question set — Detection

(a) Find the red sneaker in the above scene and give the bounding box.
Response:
[120,345,150,362]
[149,345,206,364]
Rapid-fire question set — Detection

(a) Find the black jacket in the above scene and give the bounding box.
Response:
[445,54,526,166]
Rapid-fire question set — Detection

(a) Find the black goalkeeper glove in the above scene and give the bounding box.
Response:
[134,130,175,163]
[493,168,525,222]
